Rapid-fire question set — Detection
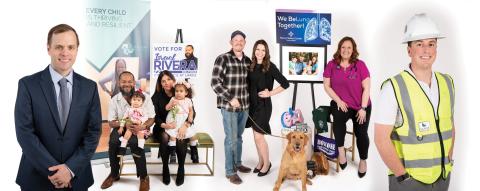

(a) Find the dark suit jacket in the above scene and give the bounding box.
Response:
[15,66,101,190]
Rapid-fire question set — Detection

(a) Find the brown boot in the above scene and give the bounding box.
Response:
[226,174,243,185]
[236,165,252,173]
[100,174,119,189]
[139,176,150,191]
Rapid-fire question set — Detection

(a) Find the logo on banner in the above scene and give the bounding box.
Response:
[122,43,135,56]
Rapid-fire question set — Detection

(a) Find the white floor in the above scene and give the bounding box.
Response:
[91,128,387,191]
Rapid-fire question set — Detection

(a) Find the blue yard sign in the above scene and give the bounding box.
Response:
[314,134,338,158]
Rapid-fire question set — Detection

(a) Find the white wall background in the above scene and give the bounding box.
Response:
[1,0,478,190]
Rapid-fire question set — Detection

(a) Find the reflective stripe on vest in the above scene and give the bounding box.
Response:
[400,156,450,168]
[387,71,454,184]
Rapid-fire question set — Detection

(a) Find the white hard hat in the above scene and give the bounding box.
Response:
[402,13,444,43]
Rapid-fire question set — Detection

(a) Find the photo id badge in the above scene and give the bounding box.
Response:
[418,121,430,132]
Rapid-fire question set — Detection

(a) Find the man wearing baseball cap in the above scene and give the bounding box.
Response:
[374,13,455,191]
[211,30,252,184]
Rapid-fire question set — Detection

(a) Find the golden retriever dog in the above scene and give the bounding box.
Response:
[274,131,312,191]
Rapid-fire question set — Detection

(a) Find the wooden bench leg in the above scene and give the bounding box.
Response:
[327,158,339,173]
[335,159,339,172]
[204,146,215,176]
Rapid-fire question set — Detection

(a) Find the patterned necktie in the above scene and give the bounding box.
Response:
[59,78,70,131]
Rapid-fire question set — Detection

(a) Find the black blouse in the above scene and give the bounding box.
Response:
[151,90,172,135]
[248,62,289,107]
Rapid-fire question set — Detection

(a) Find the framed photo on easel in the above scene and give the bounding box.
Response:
[280,44,327,83]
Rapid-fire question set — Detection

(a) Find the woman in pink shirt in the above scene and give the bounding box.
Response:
[323,36,371,178]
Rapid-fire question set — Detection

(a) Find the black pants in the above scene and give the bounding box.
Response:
[155,131,188,179]
[108,130,147,178]
[330,100,371,160]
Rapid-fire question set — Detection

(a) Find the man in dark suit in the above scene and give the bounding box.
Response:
[14,24,101,190]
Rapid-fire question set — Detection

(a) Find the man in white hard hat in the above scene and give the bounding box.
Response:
[374,13,455,191]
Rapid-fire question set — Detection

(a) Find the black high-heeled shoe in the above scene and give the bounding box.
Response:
[358,160,367,178]
[253,167,261,173]
[258,162,272,177]
[339,149,347,170]
[358,171,366,178]
[253,163,262,173]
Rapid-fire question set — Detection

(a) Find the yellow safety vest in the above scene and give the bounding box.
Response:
[383,71,455,184]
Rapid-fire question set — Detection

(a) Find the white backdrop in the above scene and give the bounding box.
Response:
[1,0,478,190]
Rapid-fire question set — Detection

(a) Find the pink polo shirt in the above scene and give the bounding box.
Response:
[323,59,371,110]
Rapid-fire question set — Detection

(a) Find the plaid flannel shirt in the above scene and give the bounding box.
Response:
[211,50,251,112]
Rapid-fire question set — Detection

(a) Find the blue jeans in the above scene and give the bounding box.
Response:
[221,109,248,176]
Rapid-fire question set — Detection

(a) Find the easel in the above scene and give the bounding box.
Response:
[291,82,320,110]
[175,28,190,83]
[279,44,328,109]
[175,28,183,43]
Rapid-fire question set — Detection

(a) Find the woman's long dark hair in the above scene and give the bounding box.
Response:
[250,39,271,73]
[152,70,176,101]
[333,36,359,64]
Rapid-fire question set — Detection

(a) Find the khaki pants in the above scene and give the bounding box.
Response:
[388,174,450,191]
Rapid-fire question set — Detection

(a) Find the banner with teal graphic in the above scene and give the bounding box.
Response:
[84,0,150,123]
[85,0,150,79]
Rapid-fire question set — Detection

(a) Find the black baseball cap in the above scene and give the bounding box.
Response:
[231,30,246,40]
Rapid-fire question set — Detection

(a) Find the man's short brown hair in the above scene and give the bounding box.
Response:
[47,24,79,47]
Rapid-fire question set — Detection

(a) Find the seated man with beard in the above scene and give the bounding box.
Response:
[101,71,155,191]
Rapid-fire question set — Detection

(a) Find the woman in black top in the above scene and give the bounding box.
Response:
[151,70,192,186]
[246,40,290,176]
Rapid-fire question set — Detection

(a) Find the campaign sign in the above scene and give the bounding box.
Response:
[276,10,331,45]
[152,43,198,79]
[314,134,338,158]
[150,43,198,93]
